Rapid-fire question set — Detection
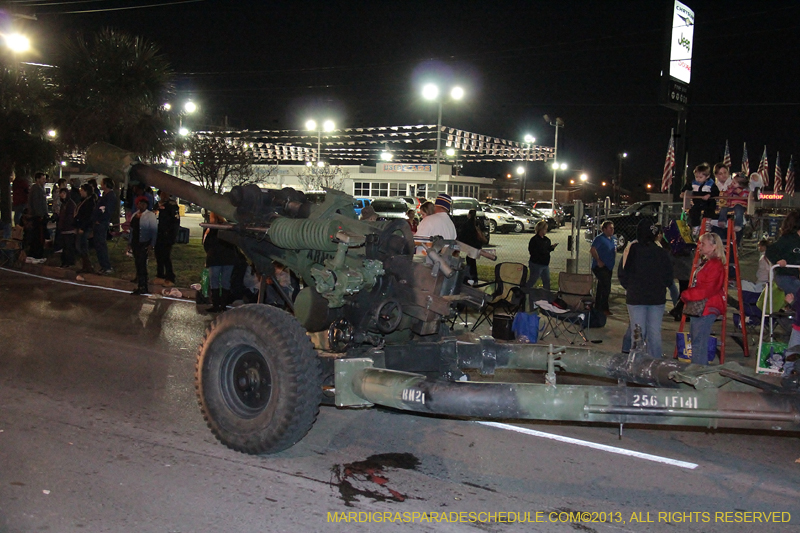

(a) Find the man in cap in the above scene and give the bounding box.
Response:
[415,193,457,240]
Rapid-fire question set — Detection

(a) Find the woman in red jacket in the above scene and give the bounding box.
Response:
[681,233,726,365]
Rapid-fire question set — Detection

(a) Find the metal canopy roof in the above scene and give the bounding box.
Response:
[199,125,555,165]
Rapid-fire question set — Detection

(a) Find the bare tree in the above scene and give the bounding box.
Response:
[296,162,349,191]
[181,134,272,193]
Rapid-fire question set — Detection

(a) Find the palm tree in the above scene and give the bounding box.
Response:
[0,62,57,224]
[50,28,175,159]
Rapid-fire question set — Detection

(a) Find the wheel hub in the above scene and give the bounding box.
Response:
[222,347,273,416]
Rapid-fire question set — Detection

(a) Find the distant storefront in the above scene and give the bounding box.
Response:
[256,162,492,199]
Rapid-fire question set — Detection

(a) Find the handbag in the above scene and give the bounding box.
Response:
[683,259,708,316]
[682,298,707,317]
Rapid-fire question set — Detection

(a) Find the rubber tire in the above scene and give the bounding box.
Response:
[514,222,524,233]
[488,219,497,233]
[195,304,322,454]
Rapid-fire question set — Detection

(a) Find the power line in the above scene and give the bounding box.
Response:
[31,0,204,15]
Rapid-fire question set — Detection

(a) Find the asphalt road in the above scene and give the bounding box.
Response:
[1,268,798,533]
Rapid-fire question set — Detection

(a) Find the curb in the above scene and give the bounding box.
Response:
[17,262,198,300]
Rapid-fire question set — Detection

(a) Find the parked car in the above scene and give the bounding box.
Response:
[178,198,203,214]
[493,206,535,233]
[353,197,372,216]
[479,204,517,233]
[370,198,410,220]
[450,197,490,243]
[560,204,589,226]
[526,207,558,231]
[400,196,420,213]
[530,201,565,226]
[584,200,662,251]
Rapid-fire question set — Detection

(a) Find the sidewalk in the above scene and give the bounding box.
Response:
[10,246,760,370]
[455,243,759,369]
[13,260,198,300]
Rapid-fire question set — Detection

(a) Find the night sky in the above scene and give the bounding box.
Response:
[11,0,800,192]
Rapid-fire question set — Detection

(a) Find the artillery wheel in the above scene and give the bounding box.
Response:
[195,304,321,454]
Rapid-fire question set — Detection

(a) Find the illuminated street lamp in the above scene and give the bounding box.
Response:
[165,100,197,180]
[545,115,565,211]
[520,134,536,201]
[4,33,30,53]
[423,83,464,196]
[306,119,335,164]
[516,166,526,201]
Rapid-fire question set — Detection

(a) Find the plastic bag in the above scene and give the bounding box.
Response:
[756,282,785,314]
[512,312,540,343]
[676,332,717,363]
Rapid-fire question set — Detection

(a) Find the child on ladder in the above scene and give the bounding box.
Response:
[681,163,719,238]
[717,168,748,247]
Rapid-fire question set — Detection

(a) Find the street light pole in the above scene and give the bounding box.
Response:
[617,152,627,204]
[423,84,463,198]
[306,119,335,167]
[523,134,535,202]
[434,100,442,197]
[551,122,560,209]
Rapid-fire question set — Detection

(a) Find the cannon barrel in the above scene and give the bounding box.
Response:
[130,164,237,221]
[85,142,238,221]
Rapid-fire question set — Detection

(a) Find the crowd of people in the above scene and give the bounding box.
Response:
[10,174,182,296]
[519,159,793,367]
[10,171,800,368]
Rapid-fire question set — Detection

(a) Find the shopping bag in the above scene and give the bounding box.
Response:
[676,332,717,363]
[512,312,540,343]
[759,342,788,372]
[756,282,785,315]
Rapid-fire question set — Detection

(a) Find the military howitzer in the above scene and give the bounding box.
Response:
[87,143,800,456]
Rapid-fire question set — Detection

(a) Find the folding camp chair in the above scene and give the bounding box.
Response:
[535,272,594,344]
[0,224,25,268]
[471,262,528,332]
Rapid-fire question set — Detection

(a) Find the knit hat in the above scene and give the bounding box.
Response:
[434,193,452,211]
[135,195,149,206]
[636,219,658,244]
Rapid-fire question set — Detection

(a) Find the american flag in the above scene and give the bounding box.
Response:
[786,156,795,196]
[742,142,749,176]
[757,146,769,186]
[774,152,782,192]
[723,140,731,169]
[661,129,675,192]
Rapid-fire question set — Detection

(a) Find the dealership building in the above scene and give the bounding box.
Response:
[251,161,490,199]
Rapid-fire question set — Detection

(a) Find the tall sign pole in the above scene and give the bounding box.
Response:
[659,0,694,202]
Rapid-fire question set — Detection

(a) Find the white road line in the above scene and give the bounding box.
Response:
[478,421,699,470]
[0,267,190,303]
